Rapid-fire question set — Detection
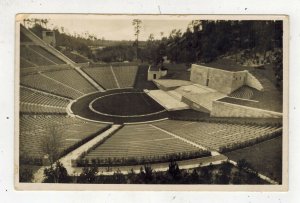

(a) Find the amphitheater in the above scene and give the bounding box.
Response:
[18,25,283,183]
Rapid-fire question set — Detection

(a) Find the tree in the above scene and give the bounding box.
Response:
[23,18,33,28]
[144,33,156,62]
[190,168,200,183]
[40,19,49,28]
[167,160,181,182]
[43,161,70,183]
[272,50,283,89]
[160,32,164,38]
[19,167,33,182]
[199,164,213,183]
[132,19,142,60]
[42,126,62,165]
[127,168,137,184]
[215,161,233,184]
[112,169,126,184]
[237,159,253,170]
[231,171,242,184]
[138,164,153,183]
[79,166,99,183]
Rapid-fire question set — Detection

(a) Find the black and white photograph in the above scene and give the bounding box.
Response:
[15,14,288,190]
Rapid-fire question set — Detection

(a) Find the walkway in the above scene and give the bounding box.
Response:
[110,65,121,88]
[77,154,228,176]
[74,67,105,91]
[32,124,122,183]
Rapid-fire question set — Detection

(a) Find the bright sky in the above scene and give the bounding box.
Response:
[20,14,194,41]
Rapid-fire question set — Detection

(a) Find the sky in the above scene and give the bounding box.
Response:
[19,14,194,41]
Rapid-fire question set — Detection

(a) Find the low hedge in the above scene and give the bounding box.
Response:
[74,149,211,167]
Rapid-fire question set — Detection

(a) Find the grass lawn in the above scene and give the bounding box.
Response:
[225,136,282,183]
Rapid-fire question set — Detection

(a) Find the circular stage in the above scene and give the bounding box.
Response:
[70,89,168,124]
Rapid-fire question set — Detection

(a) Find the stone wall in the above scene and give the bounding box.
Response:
[181,96,210,113]
[190,64,209,86]
[191,64,246,94]
[245,71,264,91]
[147,68,167,81]
[231,71,247,92]
[211,100,282,118]
[207,68,234,94]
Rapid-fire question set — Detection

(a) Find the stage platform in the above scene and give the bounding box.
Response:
[153,79,193,91]
[144,89,190,111]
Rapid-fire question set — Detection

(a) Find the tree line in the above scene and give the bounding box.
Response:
[20,159,267,184]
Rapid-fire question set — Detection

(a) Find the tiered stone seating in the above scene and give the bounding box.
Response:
[112,66,138,88]
[20,103,66,114]
[20,31,32,42]
[152,120,281,151]
[20,64,73,76]
[29,45,66,64]
[229,86,256,100]
[85,124,200,160]
[20,45,54,66]
[43,69,97,94]
[83,67,118,89]
[20,58,35,68]
[21,73,83,99]
[20,87,70,114]
[20,115,109,160]
[61,50,89,63]
[20,87,69,107]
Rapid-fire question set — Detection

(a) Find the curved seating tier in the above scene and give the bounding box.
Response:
[85,124,200,160]
[20,58,35,68]
[20,87,70,114]
[20,102,66,114]
[229,85,256,100]
[20,115,109,160]
[83,67,118,89]
[20,31,33,42]
[112,66,138,88]
[21,73,83,99]
[43,69,97,94]
[20,45,66,68]
[29,45,66,64]
[152,120,281,151]
[20,64,73,76]
[21,45,54,67]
